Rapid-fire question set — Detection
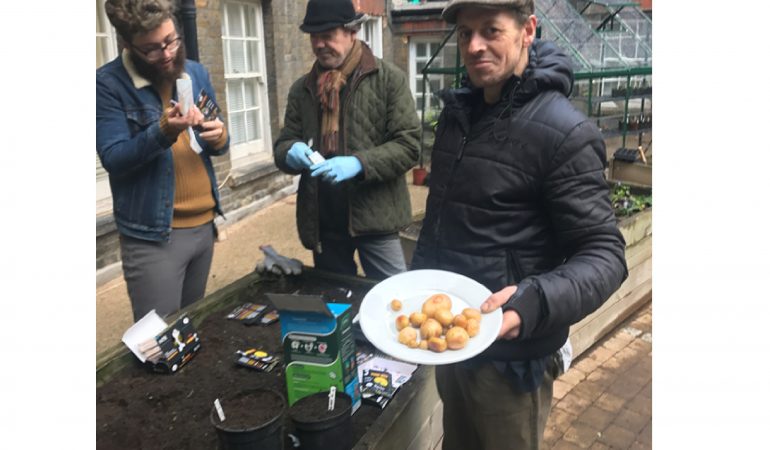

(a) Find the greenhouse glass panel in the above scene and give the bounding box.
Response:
[617,7,652,47]
[535,0,651,74]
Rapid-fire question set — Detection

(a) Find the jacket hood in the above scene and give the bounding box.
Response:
[518,39,573,101]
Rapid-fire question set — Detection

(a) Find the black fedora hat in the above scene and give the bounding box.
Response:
[300,0,367,33]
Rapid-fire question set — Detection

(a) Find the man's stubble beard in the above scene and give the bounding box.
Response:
[130,42,187,85]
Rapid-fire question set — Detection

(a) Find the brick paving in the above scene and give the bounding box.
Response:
[432,301,652,450]
[545,302,652,449]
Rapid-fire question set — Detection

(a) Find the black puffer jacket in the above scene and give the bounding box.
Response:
[411,40,628,361]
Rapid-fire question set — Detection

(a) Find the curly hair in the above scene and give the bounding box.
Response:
[105,0,178,42]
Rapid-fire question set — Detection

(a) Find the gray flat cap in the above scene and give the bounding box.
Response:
[442,0,535,24]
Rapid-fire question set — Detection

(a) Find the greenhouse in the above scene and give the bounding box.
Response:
[417,0,653,184]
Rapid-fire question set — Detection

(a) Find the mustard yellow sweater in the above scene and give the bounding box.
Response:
[156,81,228,228]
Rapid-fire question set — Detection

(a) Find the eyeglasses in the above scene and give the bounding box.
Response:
[131,36,182,61]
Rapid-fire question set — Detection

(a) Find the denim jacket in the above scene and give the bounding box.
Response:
[96,51,229,242]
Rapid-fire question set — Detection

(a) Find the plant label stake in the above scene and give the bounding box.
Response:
[214,398,226,422]
[328,386,336,411]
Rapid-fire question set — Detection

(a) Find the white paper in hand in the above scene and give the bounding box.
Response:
[306,138,325,165]
[176,78,203,154]
[189,129,204,154]
[176,78,193,114]
[308,151,326,165]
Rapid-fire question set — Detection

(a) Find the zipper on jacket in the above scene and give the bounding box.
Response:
[298,76,327,253]
[506,249,525,284]
[456,136,468,161]
[302,82,324,253]
[434,134,468,265]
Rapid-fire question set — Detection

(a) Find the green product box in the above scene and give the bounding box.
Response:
[266,293,361,413]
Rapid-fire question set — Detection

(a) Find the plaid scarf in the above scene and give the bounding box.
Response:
[315,39,363,155]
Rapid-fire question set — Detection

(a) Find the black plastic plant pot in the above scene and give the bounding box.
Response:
[210,388,286,450]
[288,392,353,450]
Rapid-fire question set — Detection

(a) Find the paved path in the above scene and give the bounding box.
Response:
[431,302,652,450]
[545,302,652,449]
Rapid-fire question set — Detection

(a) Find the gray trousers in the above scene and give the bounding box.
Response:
[436,357,559,450]
[119,222,215,322]
[312,233,407,280]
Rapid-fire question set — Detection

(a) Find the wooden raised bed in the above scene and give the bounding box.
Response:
[568,209,652,357]
[609,158,652,188]
[96,269,444,450]
[97,208,651,450]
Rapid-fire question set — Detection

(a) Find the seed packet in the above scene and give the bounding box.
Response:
[138,337,163,363]
[151,315,201,374]
[193,88,222,133]
[259,310,280,325]
[226,303,267,324]
[197,88,221,121]
[356,351,375,367]
[361,369,396,409]
[234,348,281,372]
[362,369,395,398]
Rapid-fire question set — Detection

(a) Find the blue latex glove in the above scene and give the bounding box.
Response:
[286,142,313,171]
[310,156,363,183]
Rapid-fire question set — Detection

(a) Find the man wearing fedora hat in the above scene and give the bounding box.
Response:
[274,0,420,279]
[411,1,628,448]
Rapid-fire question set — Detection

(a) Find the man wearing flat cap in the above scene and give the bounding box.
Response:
[274,0,420,279]
[411,0,628,448]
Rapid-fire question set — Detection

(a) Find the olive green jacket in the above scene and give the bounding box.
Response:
[274,43,421,252]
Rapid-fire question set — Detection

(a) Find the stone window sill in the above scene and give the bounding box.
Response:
[228,160,281,187]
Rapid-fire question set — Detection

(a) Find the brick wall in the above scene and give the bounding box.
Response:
[354,0,386,15]
[380,11,399,70]
[263,0,316,134]
[389,29,410,75]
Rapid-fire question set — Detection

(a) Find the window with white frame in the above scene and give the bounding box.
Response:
[408,38,457,120]
[96,0,118,214]
[360,16,383,58]
[221,0,272,167]
[96,0,118,69]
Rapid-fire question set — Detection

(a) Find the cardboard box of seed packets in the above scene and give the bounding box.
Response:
[122,310,201,374]
[266,293,361,413]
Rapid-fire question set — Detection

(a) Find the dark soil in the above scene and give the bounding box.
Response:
[96,273,382,450]
[215,389,284,430]
[289,392,352,424]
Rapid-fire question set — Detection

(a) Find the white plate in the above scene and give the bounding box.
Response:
[359,269,502,365]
